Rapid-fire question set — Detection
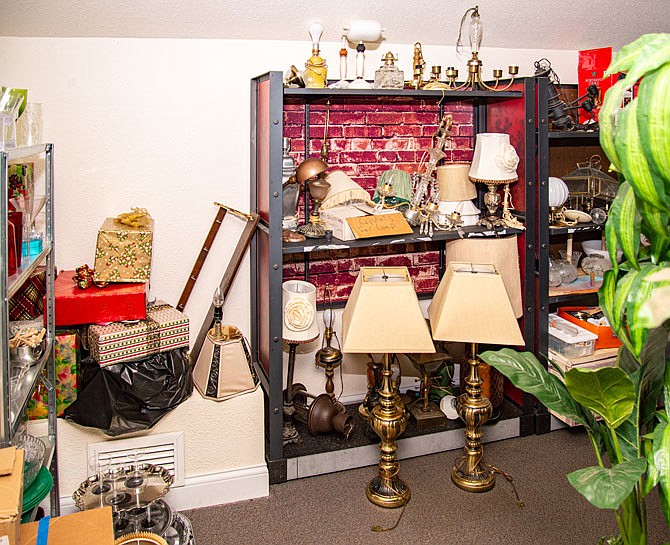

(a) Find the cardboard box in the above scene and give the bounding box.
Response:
[19,507,115,545]
[0,447,25,545]
[89,300,189,366]
[320,204,405,241]
[558,306,622,349]
[27,330,80,419]
[54,271,147,326]
[94,216,153,283]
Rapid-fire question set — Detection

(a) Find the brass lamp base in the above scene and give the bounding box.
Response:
[366,474,411,508]
[366,354,410,509]
[452,344,495,493]
[452,455,495,492]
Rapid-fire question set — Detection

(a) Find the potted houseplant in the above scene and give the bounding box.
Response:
[481,34,670,545]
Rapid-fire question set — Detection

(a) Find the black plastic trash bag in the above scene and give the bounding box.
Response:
[63,347,193,436]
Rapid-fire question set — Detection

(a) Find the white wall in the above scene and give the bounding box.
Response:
[2,36,577,507]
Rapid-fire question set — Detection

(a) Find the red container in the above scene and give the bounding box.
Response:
[557,306,622,350]
[53,270,148,326]
[8,210,23,269]
[7,219,17,276]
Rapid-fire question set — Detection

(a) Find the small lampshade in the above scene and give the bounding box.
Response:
[444,236,523,318]
[437,163,477,201]
[320,170,373,211]
[468,133,519,185]
[428,262,524,346]
[342,267,435,354]
[282,280,320,343]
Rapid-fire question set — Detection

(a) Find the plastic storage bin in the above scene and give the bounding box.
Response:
[548,313,598,359]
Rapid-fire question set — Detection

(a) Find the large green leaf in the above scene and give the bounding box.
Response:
[607,268,639,356]
[626,265,670,355]
[637,62,670,193]
[606,34,670,81]
[652,422,670,526]
[599,77,630,174]
[565,367,636,429]
[637,328,669,428]
[636,268,670,328]
[567,459,647,510]
[608,182,641,269]
[639,201,670,263]
[599,269,619,335]
[479,349,588,427]
[616,101,668,214]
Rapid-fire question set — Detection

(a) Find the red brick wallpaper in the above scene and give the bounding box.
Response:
[283,97,475,303]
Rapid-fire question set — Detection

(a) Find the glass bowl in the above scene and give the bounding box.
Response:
[13,433,46,491]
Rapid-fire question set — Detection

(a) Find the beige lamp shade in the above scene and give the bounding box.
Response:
[342,267,435,354]
[282,280,320,343]
[428,262,524,346]
[444,236,523,318]
[468,133,519,184]
[437,163,477,201]
[320,170,373,211]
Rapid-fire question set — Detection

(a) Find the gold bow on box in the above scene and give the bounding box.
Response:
[116,207,152,228]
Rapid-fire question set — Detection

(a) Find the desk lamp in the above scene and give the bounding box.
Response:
[342,267,435,508]
[428,262,523,492]
[343,20,384,89]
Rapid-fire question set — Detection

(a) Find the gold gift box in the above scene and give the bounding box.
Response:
[94,217,153,283]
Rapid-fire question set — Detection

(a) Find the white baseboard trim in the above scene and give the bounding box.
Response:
[57,463,269,514]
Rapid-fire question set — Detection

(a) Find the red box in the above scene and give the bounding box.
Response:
[557,306,622,350]
[54,270,147,326]
[578,47,619,124]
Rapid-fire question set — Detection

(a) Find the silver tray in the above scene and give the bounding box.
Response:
[73,464,174,512]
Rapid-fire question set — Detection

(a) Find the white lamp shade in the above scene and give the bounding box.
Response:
[342,267,435,354]
[437,163,477,201]
[344,20,383,43]
[548,176,569,207]
[282,280,320,343]
[428,262,524,346]
[469,133,519,184]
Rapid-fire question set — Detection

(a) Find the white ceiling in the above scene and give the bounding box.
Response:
[0,0,665,51]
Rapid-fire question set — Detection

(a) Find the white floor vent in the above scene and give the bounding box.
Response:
[87,432,185,487]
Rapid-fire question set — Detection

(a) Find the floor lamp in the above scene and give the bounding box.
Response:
[342,267,435,508]
[428,262,524,492]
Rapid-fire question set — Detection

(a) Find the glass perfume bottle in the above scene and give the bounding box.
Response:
[304,22,327,88]
[374,52,404,89]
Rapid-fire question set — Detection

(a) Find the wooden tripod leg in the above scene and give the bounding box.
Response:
[190,213,260,363]
[176,206,228,312]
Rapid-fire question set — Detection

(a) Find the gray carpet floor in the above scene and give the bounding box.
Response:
[184,428,670,545]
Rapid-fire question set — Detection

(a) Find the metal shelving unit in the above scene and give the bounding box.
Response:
[1,143,59,515]
[535,77,607,433]
[250,73,537,483]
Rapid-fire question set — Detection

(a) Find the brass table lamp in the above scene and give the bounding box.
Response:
[428,262,523,492]
[342,267,435,508]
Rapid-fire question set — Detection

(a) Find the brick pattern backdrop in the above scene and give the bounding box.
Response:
[283,97,475,303]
